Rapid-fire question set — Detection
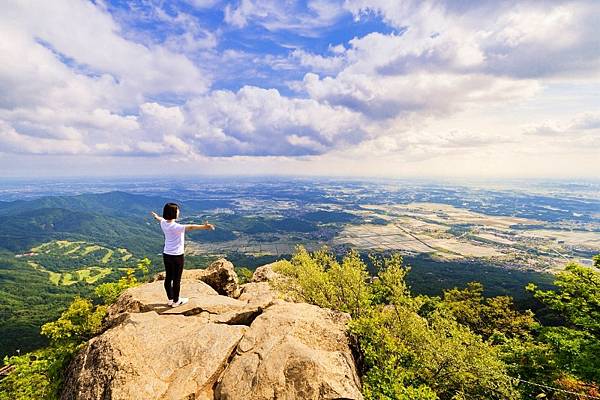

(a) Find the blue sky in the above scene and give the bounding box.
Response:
[0,0,599,178]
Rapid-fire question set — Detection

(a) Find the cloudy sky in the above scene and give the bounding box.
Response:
[1,0,599,178]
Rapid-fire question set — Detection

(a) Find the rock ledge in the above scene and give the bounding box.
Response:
[60,259,363,400]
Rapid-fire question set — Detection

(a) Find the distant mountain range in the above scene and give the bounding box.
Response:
[1,191,236,253]
[2,191,360,253]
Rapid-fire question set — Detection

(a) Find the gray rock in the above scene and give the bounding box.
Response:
[201,258,241,298]
[238,282,278,308]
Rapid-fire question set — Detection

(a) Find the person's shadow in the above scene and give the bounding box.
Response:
[146,303,176,314]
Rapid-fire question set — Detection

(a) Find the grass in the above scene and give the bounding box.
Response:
[101,249,113,264]
[30,243,49,253]
[31,240,87,255]
[29,240,130,261]
[78,267,112,284]
[58,268,112,285]
[24,240,134,286]
[117,247,133,261]
[63,244,82,255]
[81,245,102,256]
[61,272,75,285]
[48,272,61,285]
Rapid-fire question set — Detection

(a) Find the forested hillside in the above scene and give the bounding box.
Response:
[1,248,598,400]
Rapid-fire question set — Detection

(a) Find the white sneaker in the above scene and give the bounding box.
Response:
[167,299,174,306]
[171,297,189,307]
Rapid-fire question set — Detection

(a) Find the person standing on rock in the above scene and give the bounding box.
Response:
[151,203,215,307]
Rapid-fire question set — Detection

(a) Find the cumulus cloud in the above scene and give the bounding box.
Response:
[290,49,347,75]
[0,121,90,155]
[3,1,209,98]
[280,0,599,131]
[224,0,346,35]
[0,0,598,177]
[0,0,209,158]
[181,86,366,156]
[139,103,185,140]
[302,69,539,119]
[290,1,599,122]
[343,0,600,79]
[525,112,600,137]
[0,0,209,113]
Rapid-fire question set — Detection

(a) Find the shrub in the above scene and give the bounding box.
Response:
[0,257,150,399]
[274,245,518,400]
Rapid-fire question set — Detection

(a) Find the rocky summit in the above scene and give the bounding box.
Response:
[60,259,363,400]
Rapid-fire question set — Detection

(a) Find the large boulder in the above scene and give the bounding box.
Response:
[251,261,284,283]
[247,261,297,304]
[237,282,278,308]
[61,311,246,400]
[215,302,363,400]
[106,280,260,327]
[153,258,241,298]
[107,280,217,315]
[62,262,363,400]
[200,259,241,298]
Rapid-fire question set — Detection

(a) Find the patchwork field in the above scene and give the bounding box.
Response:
[342,203,600,271]
[185,201,600,272]
[17,240,135,286]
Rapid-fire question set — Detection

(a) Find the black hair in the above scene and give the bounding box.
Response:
[162,203,179,220]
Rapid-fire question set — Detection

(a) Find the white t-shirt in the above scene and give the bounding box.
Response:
[160,220,185,255]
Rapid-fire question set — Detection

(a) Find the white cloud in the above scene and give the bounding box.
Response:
[0,121,90,155]
[182,86,366,156]
[224,0,346,35]
[139,103,185,140]
[0,0,599,178]
[525,112,600,137]
[290,49,347,74]
[150,6,219,52]
[302,70,539,119]
[343,0,600,79]
[0,0,209,159]
[4,1,208,98]
[185,0,221,9]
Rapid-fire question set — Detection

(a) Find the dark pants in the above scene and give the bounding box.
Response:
[163,253,184,302]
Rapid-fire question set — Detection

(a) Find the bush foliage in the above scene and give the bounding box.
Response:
[2,249,599,400]
[274,245,600,400]
[0,258,150,400]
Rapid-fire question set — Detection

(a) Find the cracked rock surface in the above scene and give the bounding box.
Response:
[60,260,363,400]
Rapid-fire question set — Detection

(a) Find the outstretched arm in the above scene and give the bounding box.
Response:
[185,221,215,231]
[150,211,164,222]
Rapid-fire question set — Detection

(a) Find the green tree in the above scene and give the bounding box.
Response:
[0,257,148,399]
[0,298,107,400]
[273,245,372,318]
[527,261,600,385]
[235,266,254,284]
[274,246,518,400]
[94,257,149,304]
[440,282,535,341]
[40,297,107,345]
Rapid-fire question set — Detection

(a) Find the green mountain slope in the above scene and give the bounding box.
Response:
[0,207,161,253]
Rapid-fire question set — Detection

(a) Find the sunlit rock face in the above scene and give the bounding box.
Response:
[60,259,363,400]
